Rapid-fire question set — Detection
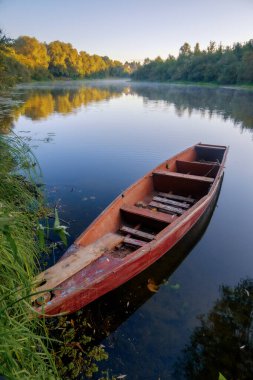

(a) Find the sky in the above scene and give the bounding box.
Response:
[0,0,252,62]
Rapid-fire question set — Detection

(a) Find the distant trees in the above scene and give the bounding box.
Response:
[0,30,31,88]
[2,30,253,88]
[0,31,134,88]
[14,36,50,69]
[132,39,253,85]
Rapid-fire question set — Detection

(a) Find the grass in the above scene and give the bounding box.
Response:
[0,134,111,380]
[0,134,59,379]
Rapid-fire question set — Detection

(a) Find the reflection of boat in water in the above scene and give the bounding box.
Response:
[33,143,228,316]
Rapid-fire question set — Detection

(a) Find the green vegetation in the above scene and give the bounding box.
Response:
[47,312,109,379]
[132,40,253,85]
[0,135,58,379]
[0,29,139,89]
[0,134,111,379]
[175,278,253,380]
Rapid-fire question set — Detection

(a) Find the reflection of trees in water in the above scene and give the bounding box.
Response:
[1,83,253,134]
[175,278,253,380]
[0,86,124,132]
[17,88,123,119]
[131,85,253,131]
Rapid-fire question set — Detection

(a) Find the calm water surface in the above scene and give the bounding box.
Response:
[1,80,253,379]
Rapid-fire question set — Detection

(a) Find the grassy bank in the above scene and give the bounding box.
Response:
[130,78,253,91]
[0,135,58,379]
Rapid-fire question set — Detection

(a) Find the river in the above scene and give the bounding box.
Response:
[1,79,253,379]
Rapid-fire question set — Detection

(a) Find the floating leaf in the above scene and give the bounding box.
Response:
[147,279,159,293]
[170,283,180,290]
[219,373,227,380]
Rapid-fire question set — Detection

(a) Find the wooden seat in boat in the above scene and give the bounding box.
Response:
[157,192,195,204]
[149,201,185,215]
[120,226,155,241]
[153,170,214,184]
[176,160,219,177]
[120,204,177,224]
[152,196,190,209]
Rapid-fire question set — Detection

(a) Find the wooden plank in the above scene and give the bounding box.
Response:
[195,144,226,150]
[158,192,195,204]
[149,201,184,215]
[32,233,124,300]
[120,204,177,224]
[153,196,190,209]
[120,226,155,241]
[178,160,220,168]
[124,236,146,247]
[153,170,214,183]
[176,160,219,176]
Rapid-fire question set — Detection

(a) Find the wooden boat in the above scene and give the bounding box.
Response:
[33,143,228,316]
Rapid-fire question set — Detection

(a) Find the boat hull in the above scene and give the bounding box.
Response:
[39,175,222,316]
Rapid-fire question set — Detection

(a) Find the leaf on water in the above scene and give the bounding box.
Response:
[117,375,127,379]
[219,373,227,380]
[147,279,159,293]
[240,345,246,350]
[170,283,180,290]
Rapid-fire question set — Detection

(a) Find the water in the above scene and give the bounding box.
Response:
[1,80,253,379]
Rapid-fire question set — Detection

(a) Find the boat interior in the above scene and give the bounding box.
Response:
[34,144,227,301]
[109,143,227,256]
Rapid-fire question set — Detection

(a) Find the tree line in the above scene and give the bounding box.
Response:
[1,30,253,89]
[0,30,139,88]
[131,40,253,85]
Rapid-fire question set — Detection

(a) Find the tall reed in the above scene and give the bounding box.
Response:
[0,135,58,379]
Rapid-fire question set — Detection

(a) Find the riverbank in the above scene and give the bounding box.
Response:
[130,79,253,91]
[0,131,110,379]
[0,135,59,379]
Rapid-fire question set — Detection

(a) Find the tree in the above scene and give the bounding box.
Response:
[47,41,79,77]
[207,40,216,53]
[179,42,192,57]
[193,43,201,55]
[0,30,31,88]
[13,36,50,69]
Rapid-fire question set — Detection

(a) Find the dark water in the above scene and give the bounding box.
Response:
[1,80,253,379]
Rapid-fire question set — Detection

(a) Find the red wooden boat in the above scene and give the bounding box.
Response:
[33,143,228,316]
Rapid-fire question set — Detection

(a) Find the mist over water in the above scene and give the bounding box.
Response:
[1,79,253,379]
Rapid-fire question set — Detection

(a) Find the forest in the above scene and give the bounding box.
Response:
[0,30,139,88]
[1,30,253,88]
[132,40,253,85]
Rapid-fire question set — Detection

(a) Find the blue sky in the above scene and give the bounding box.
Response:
[0,0,252,61]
